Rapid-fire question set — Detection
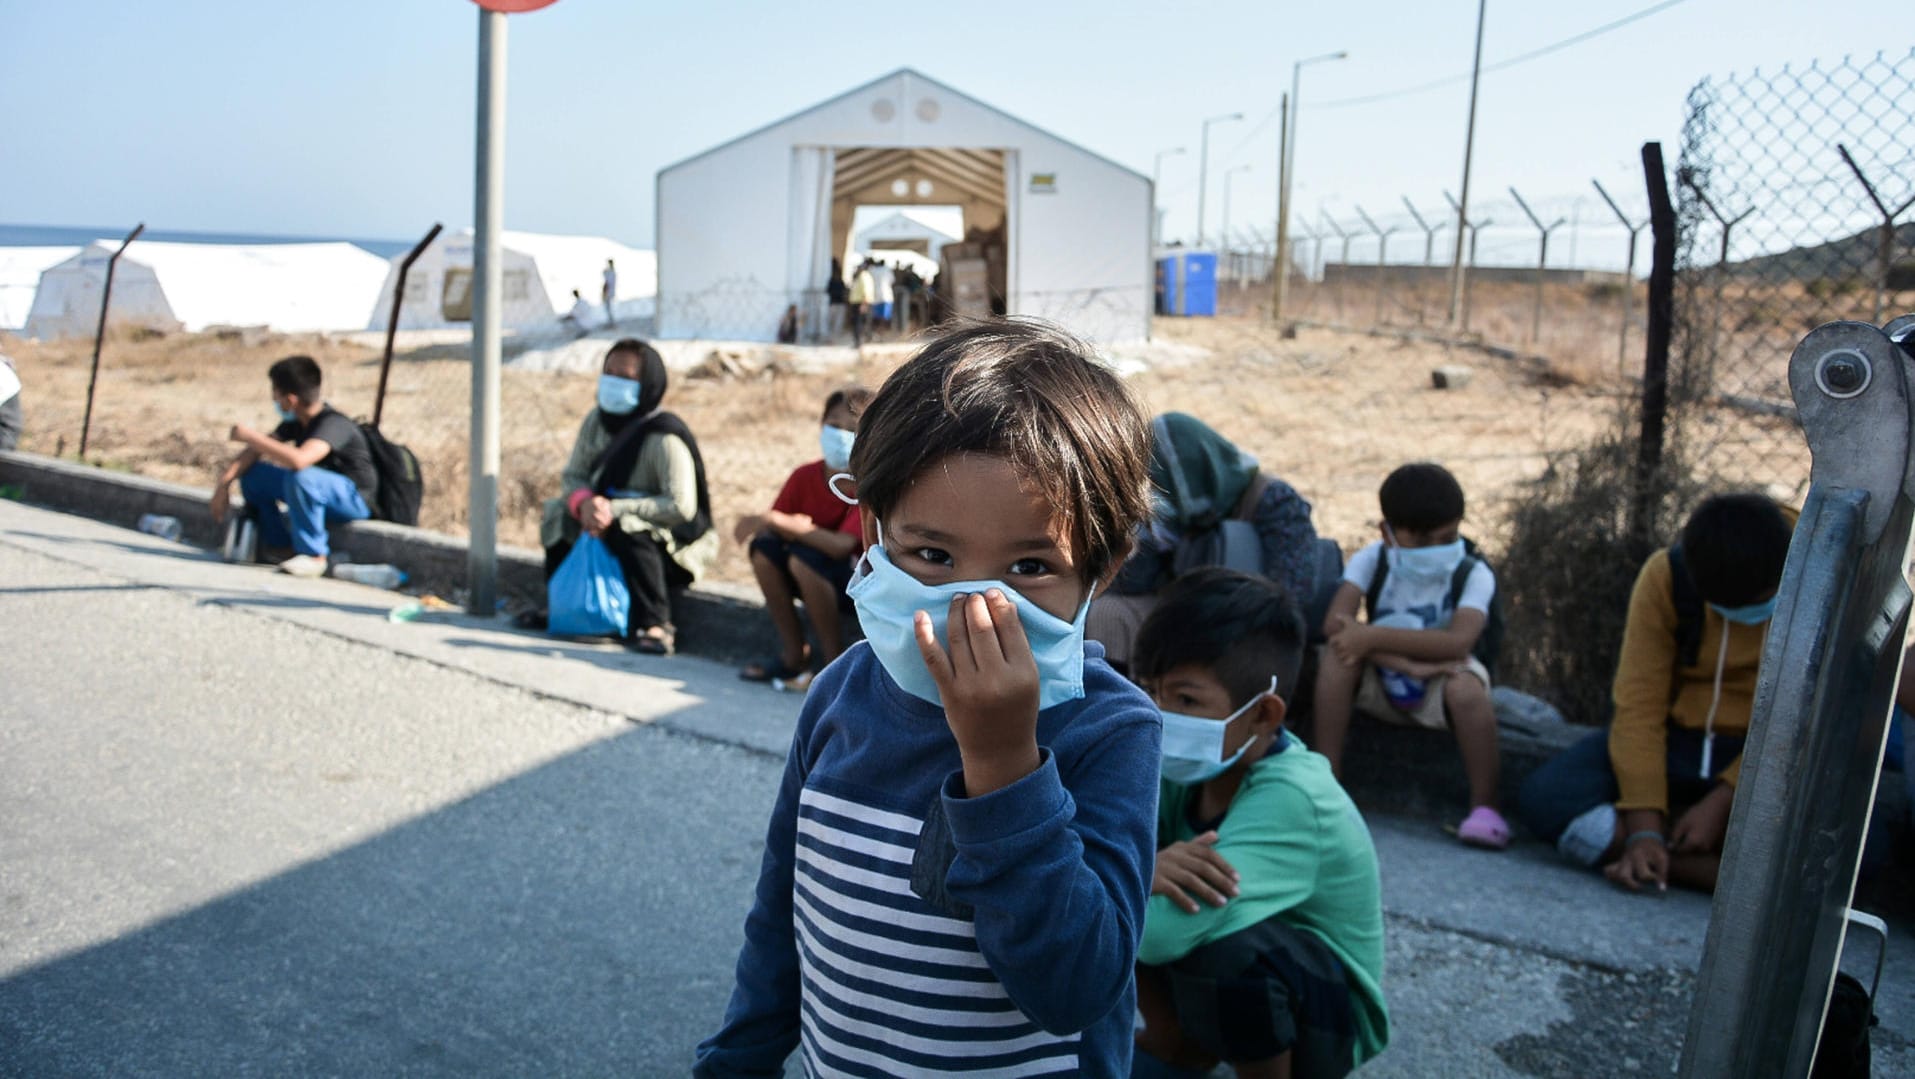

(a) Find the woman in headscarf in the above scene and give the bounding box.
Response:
[528,338,716,654]
[1088,412,1323,670]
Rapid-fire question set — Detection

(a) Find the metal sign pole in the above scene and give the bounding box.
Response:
[1680,315,1915,1077]
[468,9,506,616]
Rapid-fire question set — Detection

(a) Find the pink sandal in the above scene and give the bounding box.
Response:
[1457,806,1511,850]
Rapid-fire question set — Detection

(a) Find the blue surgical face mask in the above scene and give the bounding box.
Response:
[274,401,298,424]
[597,373,642,415]
[1159,676,1279,786]
[820,424,856,472]
[1386,529,1466,584]
[846,526,1093,710]
[1710,596,1778,625]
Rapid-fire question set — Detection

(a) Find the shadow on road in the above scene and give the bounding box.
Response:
[0,725,777,1075]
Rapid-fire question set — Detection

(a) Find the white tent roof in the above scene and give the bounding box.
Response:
[25,240,388,338]
[857,210,961,245]
[367,229,656,332]
[0,246,84,329]
[497,230,655,312]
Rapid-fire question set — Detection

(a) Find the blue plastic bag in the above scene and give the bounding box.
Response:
[547,534,631,637]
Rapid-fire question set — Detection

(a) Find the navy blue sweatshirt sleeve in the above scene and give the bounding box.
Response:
[693,727,810,1076]
[938,702,1162,1034]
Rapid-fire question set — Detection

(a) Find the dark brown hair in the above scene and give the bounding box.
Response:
[849,318,1150,583]
[823,384,874,423]
[268,355,323,404]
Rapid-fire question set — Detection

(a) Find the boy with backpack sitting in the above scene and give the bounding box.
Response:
[1516,493,1794,893]
[1310,462,1509,849]
[1131,568,1389,1078]
[209,355,377,578]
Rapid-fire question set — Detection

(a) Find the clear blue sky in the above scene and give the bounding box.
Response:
[1,0,1901,268]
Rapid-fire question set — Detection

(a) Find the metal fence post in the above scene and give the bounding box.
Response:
[1443,191,1489,335]
[1355,205,1397,329]
[468,7,507,616]
[1321,212,1352,324]
[1835,144,1915,325]
[1402,197,1445,324]
[1593,179,1647,374]
[375,223,444,429]
[1509,186,1566,346]
[1679,176,1755,392]
[1679,315,1915,1078]
[78,222,145,461]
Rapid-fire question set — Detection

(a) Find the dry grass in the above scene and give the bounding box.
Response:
[2,307,1808,590]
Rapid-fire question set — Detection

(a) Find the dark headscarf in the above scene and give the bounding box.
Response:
[592,339,712,547]
[1149,412,1261,532]
[596,339,668,436]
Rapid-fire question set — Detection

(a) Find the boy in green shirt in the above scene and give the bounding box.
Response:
[1131,568,1390,1078]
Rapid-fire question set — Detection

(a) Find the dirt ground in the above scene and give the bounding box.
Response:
[1,308,1808,588]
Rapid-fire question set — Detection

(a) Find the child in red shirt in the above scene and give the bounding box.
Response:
[736,386,871,691]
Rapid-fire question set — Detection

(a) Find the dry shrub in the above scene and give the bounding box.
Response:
[1495,424,1705,724]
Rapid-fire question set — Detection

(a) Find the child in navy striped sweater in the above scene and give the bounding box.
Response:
[695,319,1163,1077]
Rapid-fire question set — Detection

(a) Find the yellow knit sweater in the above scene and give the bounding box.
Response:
[1609,549,1772,813]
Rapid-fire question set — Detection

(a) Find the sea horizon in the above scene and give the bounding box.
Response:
[0,223,413,260]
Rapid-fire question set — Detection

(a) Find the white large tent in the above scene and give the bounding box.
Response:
[656,68,1152,343]
[0,246,82,330]
[367,229,656,332]
[23,240,389,338]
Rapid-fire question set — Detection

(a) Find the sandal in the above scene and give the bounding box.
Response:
[740,654,808,683]
[629,625,675,655]
[1456,806,1511,850]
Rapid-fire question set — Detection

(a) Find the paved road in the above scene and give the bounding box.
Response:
[1,500,1909,1076]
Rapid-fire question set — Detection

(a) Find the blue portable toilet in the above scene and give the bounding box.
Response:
[1156,251,1218,317]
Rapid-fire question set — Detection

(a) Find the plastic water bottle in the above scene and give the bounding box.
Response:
[222,517,257,564]
[331,563,407,589]
[137,514,184,542]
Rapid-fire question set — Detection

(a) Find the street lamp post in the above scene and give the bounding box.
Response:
[1273,49,1349,325]
[1152,146,1186,248]
[1197,112,1243,248]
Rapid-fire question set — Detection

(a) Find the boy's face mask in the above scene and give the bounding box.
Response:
[274,400,298,424]
[1710,596,1778,625]
[597,373,642,415]
[1385,524,1466,584]
[846,523,1092,710]
[1158,676,1279,786]
[819,424,855,472]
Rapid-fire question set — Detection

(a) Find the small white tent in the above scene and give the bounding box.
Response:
[23,240,389,338]
[656,68,1152,343]
[854,210,961,263]
[0,246,82,330]
[366,229,656,332]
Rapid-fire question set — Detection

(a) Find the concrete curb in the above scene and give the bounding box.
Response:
[0,449,774,663]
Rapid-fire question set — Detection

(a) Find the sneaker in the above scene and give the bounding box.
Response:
[1556,803,1618,867]
[276,553,328,578]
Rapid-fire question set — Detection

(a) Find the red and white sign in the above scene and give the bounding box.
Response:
[470,0,558,12]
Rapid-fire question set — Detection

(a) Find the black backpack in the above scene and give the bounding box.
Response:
[1364,537,1506,678]
[357,422,423,526]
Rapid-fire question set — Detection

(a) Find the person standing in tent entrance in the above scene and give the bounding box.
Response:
[869,258,896,336]
[847,259,875,348]
[825,257,849,342]
[524,338,716,655]
[602,258,619,329]
[208,355,376,578]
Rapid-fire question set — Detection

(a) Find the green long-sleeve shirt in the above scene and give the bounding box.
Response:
[1139,730,1390,1066]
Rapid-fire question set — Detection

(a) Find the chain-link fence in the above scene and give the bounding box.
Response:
[1668,48,1915,496]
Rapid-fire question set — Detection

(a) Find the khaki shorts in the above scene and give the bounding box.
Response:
[1352,654,1492,730]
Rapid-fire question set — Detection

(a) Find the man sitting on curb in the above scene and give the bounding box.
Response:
[209,355,377,577]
